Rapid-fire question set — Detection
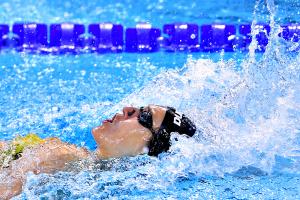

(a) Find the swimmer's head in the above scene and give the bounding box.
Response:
[138,106,196,156]
[92,105,196,158]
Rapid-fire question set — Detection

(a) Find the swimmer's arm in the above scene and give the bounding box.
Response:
[0,141,22,200]
[0,169,23,200]
[34,138,90,173]
[13,138,89,174]
[0,138,89,199]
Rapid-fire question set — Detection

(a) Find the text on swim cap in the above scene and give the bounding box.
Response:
[173,112,183,126]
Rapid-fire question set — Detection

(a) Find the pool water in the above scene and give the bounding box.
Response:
[0,0,300,199]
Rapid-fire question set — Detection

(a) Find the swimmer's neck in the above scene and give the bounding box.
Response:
[94,148,111,159]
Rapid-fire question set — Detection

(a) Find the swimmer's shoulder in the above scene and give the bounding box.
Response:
[10,136,89,174]
[42,137,89,155]
[0,141,7,150]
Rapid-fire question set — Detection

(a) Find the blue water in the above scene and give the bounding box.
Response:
[0,0,300,199]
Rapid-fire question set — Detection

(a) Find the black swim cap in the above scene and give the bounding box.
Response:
[142,107,196,156]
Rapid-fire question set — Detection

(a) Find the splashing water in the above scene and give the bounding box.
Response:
[10,0,300,199]
[103,0,300,177]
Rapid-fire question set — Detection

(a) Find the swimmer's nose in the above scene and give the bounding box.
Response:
[123,106,139,119]
[92,126,99,136]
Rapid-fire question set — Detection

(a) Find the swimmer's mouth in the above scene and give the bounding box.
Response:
[103,114,117,124]
[103,119,113,123]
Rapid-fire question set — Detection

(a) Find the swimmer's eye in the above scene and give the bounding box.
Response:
[137,109,153,130]
[128,109,136,117]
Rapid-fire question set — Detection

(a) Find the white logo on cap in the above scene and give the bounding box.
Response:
[173,112,182,126]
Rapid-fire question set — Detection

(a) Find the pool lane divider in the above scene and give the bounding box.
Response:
[0,23,299,54]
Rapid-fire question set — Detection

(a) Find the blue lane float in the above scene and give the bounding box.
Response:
[239,24,270,51]
[50,24,85,53]
[163,23,200,52]
[0,23,299,53]
[126,23,161,52]
[280,24,300,42]
[88,23,123,53]
[0,24,9,49]
[201,24,236,52]
[12,23,48,52]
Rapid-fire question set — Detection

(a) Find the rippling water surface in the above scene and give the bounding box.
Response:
[0,0,299,199]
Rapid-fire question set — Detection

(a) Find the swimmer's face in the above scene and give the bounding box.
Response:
[92,105,167,158]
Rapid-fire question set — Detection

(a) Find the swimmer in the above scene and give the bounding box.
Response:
[0,105,196,199]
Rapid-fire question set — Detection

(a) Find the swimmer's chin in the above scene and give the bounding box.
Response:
[92,126,102,137]
[91,124,107,147]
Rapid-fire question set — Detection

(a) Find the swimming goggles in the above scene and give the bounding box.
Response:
[137,105,196,156]
[138,106,182,136]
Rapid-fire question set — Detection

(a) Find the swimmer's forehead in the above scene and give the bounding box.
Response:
[143,104,168,113]
[144,105,168,130]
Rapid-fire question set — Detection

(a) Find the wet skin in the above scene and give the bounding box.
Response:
[92,105,167,158]
[0,138,89,199]
[0,105,167,199]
